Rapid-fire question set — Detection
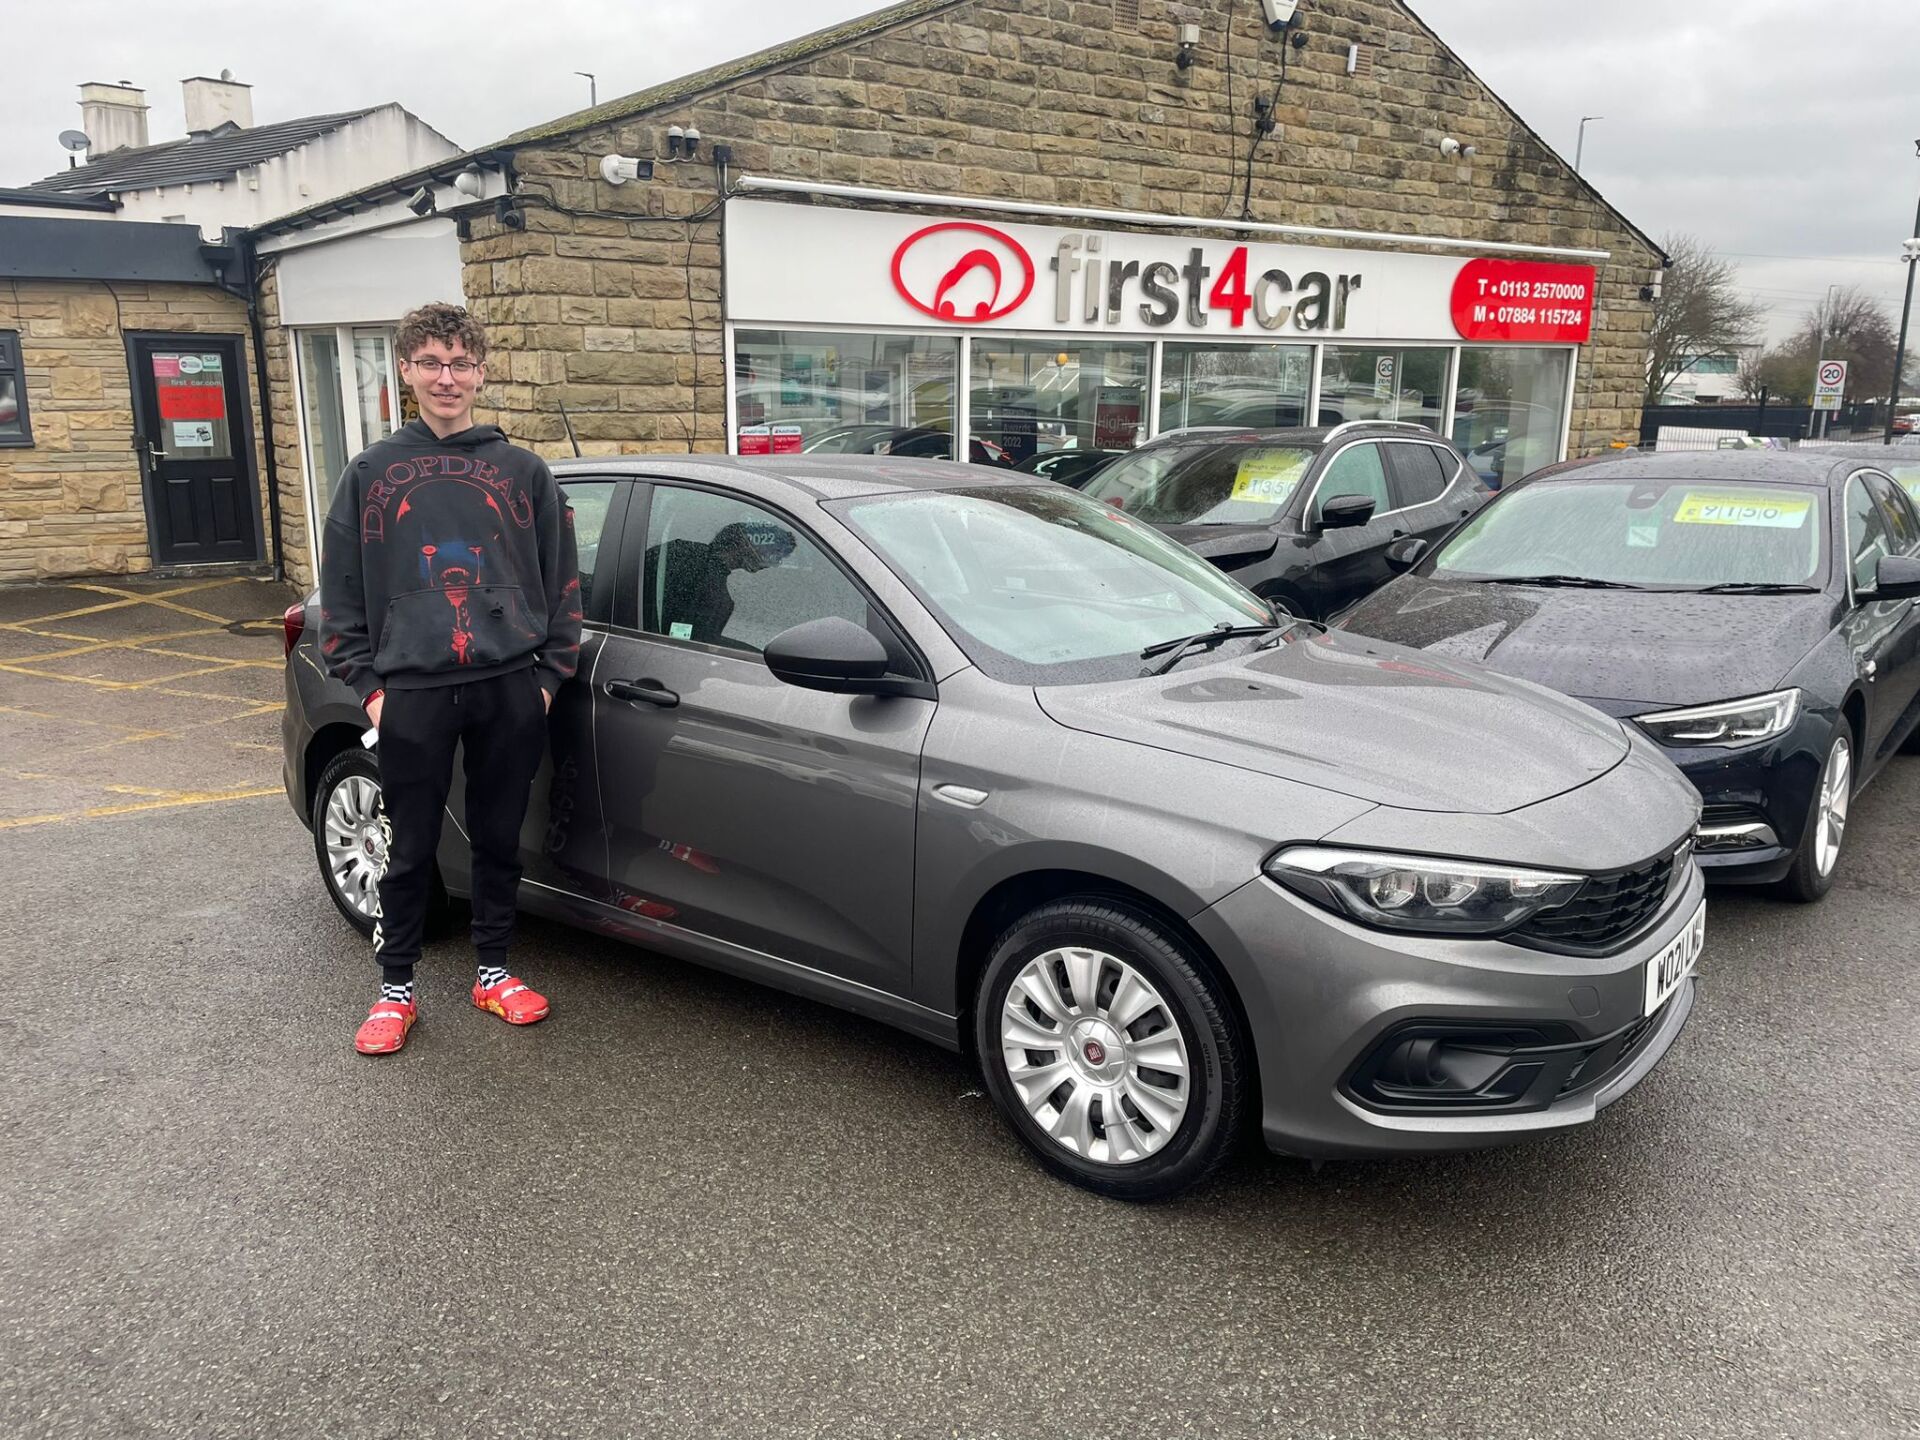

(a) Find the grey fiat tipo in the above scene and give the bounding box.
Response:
[284,456,1703,1200]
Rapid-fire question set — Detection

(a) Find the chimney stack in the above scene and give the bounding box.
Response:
[78,82,149,154]
[183,74,253,135]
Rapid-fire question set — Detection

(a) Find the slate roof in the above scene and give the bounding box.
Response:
[26,109,378,196]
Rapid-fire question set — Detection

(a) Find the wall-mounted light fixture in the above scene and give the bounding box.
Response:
[1438,136,1477,160]
[665,124,703,162]
[1175,22,1201,69]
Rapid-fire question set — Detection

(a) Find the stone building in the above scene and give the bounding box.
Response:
[16,0,1668,587]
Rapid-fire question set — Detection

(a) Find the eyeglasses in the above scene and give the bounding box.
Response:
[404,358,481,377]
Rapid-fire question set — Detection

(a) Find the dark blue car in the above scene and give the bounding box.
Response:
[1337,449,1920,901]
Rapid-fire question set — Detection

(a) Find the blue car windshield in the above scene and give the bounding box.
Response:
[1432,478,1829,588]
[838,485,1276,683]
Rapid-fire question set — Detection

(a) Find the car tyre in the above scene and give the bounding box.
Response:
[1778,726,1852,904]
[311,748,448,939]
[973,899,1245,1201]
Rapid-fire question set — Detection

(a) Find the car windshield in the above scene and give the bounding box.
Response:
[1081,442,1316,525]
[838,485,1276,683]
[1431,478,1829,588]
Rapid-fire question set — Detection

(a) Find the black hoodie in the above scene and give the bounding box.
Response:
[317,420,582,703]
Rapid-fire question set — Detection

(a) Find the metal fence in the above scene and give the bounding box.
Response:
[1639,402,1890,447]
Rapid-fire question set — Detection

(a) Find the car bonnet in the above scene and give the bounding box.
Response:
[1033,627,1629,815]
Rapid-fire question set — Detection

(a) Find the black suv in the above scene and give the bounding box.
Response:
[1081,422,1492,619]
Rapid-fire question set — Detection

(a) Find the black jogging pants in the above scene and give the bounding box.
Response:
[373,669,547,972]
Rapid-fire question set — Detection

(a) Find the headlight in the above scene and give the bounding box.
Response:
[1265,846,1585,935]
[1634,689,1800,747]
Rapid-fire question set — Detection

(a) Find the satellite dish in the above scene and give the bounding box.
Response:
[59,130,91,153]
[220,68,233,81]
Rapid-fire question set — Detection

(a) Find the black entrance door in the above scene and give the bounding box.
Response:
[127,333,262,567]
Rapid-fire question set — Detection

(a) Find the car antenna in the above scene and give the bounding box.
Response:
[556,400,582,458]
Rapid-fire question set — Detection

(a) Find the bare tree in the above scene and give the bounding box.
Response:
[1644,233,1765,405]
[1787,285,1900,401]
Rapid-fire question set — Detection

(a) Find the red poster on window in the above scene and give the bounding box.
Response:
[737,426,771,455]
[771,425,804,455]
[1450,259,1596,343]
[157,382,227,421]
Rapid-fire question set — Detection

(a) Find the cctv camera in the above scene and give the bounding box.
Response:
[1260,0,1299,30]
[405,187,435,217]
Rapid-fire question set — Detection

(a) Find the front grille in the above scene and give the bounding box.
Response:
[1512,849,1680,955]
[1701,802,1767,829]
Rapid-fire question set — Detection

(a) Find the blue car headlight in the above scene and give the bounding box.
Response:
[1634,689,1801,748]
[1265,846,1585,935]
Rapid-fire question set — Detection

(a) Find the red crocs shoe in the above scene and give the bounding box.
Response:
[354,999,417,1055]
[473,975,549,1025]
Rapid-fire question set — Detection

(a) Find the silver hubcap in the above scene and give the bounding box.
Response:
[323,774,387,920]
[999,946,1191,1166]
[1814,735,1850,877]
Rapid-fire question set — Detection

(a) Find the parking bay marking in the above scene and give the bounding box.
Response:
[0,784,283,831]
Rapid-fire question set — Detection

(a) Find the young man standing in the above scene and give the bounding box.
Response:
[319,303,582,1055]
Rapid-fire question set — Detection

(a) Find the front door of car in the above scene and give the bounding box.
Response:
[1838,472,1920,760]
[590,481,934,993]
[1857,473,1920,753]
[444,475,627,896]
[1301,440,1403,616]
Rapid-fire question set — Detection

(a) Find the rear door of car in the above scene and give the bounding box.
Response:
[1299,440,1405,616]
[1386,440,1485,543]
[586,478,935,995]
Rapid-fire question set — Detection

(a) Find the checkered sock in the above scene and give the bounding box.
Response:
[379,980,415,1005]
[477,964,511,991]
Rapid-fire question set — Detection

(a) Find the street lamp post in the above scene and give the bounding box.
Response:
[1884,139,1920,445]
[575,71,597,108]
[1575,115,1603,174]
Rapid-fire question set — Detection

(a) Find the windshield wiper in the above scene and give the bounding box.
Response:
[1690,581,1821,595]
[1140,623,1280,676]
[1473,574,1650,590]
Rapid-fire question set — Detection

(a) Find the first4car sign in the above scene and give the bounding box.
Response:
[726,200,1596,344]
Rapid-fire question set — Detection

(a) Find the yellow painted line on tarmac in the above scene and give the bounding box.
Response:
[0,784,282,831]
[0,703,160,733]
[0,661,146,690]
[141,647,283,670]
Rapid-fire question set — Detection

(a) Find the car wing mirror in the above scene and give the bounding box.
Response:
[1385,536,1429,572]
[764,617,923,697]
[1867,553,1920,603]
[1316,493,1376,530]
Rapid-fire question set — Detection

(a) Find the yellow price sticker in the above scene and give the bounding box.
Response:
[1885,465,1920,502]
[1231,449,1310,505]
[1672,492,1811,529]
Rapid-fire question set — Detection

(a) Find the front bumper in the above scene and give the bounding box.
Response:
[1656,708,1832,885]
[1190,860,1704,1159]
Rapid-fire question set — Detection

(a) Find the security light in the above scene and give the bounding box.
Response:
[1260,0,1299,30]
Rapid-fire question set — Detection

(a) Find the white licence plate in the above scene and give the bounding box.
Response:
[1644,898,1706,1015]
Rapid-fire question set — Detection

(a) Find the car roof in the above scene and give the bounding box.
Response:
[549,453,1038,501]
[1515,448,1870,488]
[1143,422,1450,449]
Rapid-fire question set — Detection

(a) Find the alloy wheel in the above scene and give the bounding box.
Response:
[322,773,387,921]
[1813,734,1850,878]
[998,946,1192,1165]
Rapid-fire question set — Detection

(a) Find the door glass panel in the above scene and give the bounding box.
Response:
[970,338,1150,466]
[1452,347,1571,488]
[1159,344,1312,432]
[299,331,348,514]
[352,329,397,445]
[557,480,620,615]
[1319,346,1447,431]
[1849,476,1895,590]
[1865,475,1920,556]
[1315,443,1392,516]
[642,487,866,654]
[151,351,234,460]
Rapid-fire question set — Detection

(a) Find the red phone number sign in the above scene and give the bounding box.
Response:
[1450,259,1596,343]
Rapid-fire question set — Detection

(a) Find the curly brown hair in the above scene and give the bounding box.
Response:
[394,302,488,364]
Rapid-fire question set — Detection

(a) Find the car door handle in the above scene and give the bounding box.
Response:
[603,678,678,707]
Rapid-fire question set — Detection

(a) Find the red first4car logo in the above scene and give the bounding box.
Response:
[891,221,1036,323]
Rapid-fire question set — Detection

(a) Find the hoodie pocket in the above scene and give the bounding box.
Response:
[374,584,541,674]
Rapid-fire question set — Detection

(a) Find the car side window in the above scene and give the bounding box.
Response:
[1388,443,1450,507]
[641,486,868,655]
[556,479,621,622]
[1863,473,1920,557]
[1315,442,1393,519]
[1845,474,1894,594]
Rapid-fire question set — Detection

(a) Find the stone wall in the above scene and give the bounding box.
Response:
[254,265,314,590]
[463,0,1657,461]
[0,279,270,583]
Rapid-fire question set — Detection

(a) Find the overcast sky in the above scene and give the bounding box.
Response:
[8,0,1917,345]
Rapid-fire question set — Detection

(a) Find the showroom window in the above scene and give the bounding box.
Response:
[296,326,401,522]
[970,338,1150,467]
[1319,346,1449,431]
[1160,343,1313,432]
[0,331,31,447]
[1452,347,1571,489]
[733,330,958,455]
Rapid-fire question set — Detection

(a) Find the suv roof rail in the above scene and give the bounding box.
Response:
[1321,420,1438,443]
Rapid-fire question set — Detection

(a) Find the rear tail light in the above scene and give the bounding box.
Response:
[283,601,306,656]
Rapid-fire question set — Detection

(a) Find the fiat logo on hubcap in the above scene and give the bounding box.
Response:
[1083,1040,1107,1066]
